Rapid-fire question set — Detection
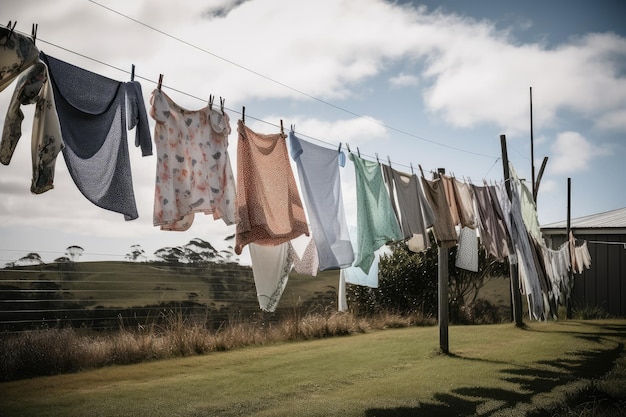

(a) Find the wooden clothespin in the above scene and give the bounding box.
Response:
[220,97,225,115]
[31,23,38,44]
[280,119,284,135]
[346,143,351,154]
[387,156,392,167]
[290,124,295,133]
[418,164,425,178]
[241,106,245,124]
[208,94,214,110]
[157,74,164,91]
[130,64,135,81]
[410,163,415,175]
[357,147,361,158]
[338,142,342,153]
[375,153,380,163]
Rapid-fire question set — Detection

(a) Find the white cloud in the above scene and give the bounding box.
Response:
[549,131,610,175]
[389,73,420,88]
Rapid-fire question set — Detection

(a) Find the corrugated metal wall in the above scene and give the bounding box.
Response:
[544,231,626,317]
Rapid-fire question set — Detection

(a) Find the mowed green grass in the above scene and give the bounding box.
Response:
[1,320,625,417]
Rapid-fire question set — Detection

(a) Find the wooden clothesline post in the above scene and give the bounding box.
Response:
[566,177,573,319]
[436,167,450,354]
[500,135,524,327]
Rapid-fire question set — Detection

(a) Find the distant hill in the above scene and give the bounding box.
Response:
[0,259,340,332]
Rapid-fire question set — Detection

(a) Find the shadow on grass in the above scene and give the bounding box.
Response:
[365,324,626,417]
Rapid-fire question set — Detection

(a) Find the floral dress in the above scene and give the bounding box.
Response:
[150,89,236,230]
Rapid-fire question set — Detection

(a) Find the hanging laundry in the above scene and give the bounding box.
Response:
[571,237,591,274]
[40,53,152,220]
[249,242,294,312]
[455,227,479,272]
[288,132,353,270]
[350,153,402,273]
[235,121,309,255]
[421,176,457,248]
[509,164,542,241]
[1,56,62,194]
[291,236,320,276]
[249,236,318,312]
[451,178,477,229]
[472,184,512,259]
[0,26,40,92]
[440,174,461,226]
[382,164,435,252]
[342,225,388,288]
[508,181,546,321]
[150,89,236,230]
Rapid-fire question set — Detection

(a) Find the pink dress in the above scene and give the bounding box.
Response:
[150,90,236,230]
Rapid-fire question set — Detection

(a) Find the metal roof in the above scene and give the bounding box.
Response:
[541,207,626,230]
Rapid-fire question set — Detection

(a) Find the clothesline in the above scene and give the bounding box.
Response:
[5,23,503,179]
[588,240,626,249]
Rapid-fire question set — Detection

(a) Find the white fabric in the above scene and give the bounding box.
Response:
[249,242,294,312]
[455,227,478,272]
[288,132,354,270]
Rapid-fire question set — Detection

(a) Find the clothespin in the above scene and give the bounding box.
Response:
[290,124,295,133]
[418,164,425,178]
[338,142,342,153]
[31,23,38,44]
[346,143,351,154]
[130,64,135,81]
[280,119,284,135]
[5,21,17,42]
[410,163,415,175]
[157,74,164,91]
[241,106,245,124]
[375,153,380,163]
[387,156,392,167]
[220,97,225,115]
[357,147,361,158]
[209,94,214,110]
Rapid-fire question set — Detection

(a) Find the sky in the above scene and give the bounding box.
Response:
[1,0,625,265]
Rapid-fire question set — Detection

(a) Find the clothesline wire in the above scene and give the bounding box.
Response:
[12,25,499,176]
[82,0,500,162]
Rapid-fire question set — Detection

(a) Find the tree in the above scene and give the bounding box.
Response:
[125,244,147,262]
[16,252,44,266]
[348,241,438,317]
[447,242,509,322]
[154,246,187,264]
[65,245,84,262]
[348,232,508,322]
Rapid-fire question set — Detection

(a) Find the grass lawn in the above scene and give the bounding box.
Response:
[1,319,625,417]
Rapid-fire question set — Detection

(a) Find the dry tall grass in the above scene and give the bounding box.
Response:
[0,309,435,381]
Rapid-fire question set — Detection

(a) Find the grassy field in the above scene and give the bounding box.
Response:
[0,261,343,331]
[1,319,625,417]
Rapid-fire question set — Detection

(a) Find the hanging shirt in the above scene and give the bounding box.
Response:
[1,58,63,194]
[41,53,152,220]
[382,164,434,252]
[472,184,512,259]
[451,178,477,229]
[150,89,236,230]
[421,177,458,248]
[288,132,353,270]
[441,175,461,226]
[350,154,402,273]
[235,121,309,254]
[0,27,40,92]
